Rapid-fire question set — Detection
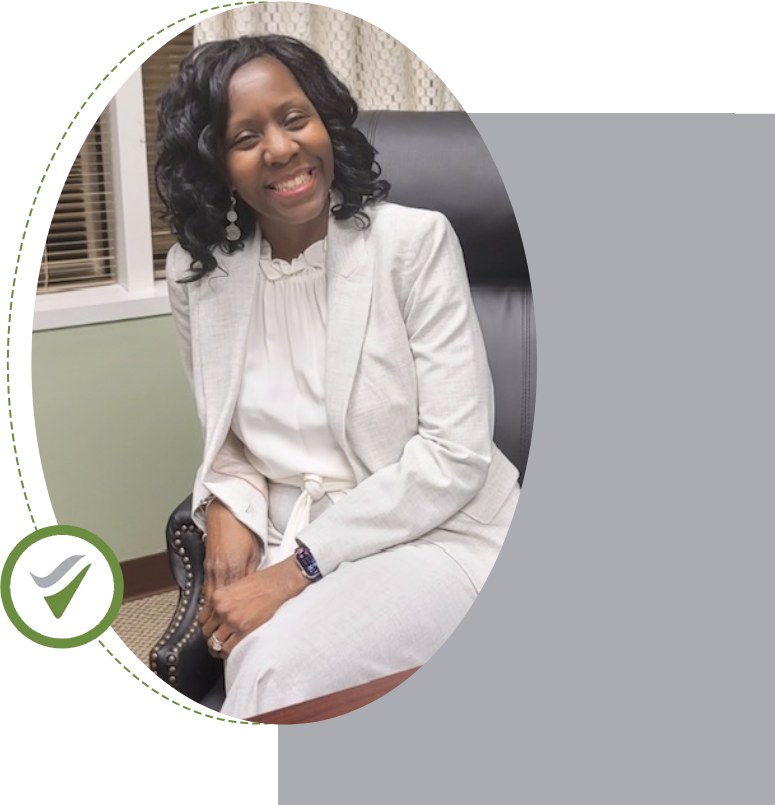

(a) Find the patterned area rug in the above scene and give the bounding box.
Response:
[112,589,178,667]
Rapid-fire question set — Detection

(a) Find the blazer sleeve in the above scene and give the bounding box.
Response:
[165,244,196,399]
[166,244,272,541]
[166,245,209,524]
[297,212,499,576]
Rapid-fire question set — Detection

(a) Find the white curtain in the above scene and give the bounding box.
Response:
[194,3,462,111]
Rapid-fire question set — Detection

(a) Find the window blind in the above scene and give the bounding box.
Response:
[38,116,116,293]
[38,29,194,295]
[142,28,195,277]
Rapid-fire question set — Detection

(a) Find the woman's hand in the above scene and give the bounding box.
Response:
[199,556,311,658]
[199,499,262,655]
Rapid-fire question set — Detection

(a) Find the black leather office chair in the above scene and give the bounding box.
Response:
[151,111,536,712]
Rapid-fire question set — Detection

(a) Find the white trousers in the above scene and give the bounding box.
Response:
[221,482,519,719]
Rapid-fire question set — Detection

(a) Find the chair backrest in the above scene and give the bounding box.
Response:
[356,111,536,480]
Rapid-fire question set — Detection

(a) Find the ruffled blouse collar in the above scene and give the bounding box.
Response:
[258,237,327,282]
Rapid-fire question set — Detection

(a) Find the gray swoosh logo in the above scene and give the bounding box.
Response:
[30,555,85,588]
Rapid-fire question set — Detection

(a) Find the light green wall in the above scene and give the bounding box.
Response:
[32,316,203,562]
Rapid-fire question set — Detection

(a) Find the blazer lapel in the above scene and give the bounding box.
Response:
[325,216,373,458]
[193,235,262,467]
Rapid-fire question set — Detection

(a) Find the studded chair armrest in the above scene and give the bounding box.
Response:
[150,495,222,701]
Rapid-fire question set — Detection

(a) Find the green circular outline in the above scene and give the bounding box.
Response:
[1,525,124,649]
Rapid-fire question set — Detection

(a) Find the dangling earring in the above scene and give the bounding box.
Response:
[225,193,241,241]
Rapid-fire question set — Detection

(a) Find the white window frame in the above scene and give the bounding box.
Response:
[33,69,171,332]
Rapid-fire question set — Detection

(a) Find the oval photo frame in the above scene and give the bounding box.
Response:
[22,4,536,723]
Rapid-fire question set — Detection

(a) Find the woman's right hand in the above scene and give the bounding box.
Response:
[199,499,262,653]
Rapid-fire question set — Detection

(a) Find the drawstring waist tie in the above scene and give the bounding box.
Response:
[272,473,353,561]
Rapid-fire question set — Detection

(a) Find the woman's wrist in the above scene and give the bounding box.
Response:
[279,556,313,597]
[203,498,263,586]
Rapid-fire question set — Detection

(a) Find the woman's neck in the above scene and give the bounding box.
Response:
[260,211,329,262]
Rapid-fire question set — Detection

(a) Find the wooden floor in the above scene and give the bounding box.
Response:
[251,667,420,724]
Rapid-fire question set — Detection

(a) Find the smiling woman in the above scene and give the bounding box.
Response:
[154,35,522,720]
[155,35,389,280]
[223,56,335,260]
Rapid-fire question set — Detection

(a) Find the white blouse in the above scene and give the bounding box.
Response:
[231,237,355,560]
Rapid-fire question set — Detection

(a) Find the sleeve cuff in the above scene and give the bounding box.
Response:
[194,475,271,566]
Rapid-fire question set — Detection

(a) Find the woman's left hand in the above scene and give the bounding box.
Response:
[199,556,311,658]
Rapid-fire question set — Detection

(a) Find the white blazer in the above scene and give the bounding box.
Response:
[166,201,520,592]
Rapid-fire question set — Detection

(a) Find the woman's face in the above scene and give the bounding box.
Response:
[223,56,335,257]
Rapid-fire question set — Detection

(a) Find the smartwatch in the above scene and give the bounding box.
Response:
[294,542,322,582]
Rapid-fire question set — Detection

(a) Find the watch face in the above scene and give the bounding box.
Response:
[296,547,321,579]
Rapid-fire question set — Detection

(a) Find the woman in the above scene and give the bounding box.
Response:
[156,34,520,719]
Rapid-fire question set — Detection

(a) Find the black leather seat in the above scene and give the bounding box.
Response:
[151,111,536,712]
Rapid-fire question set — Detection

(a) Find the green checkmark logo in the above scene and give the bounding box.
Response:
[42,564,91,619]
[11,526,124,640]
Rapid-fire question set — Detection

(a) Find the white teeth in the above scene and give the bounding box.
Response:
[272,171,312,192]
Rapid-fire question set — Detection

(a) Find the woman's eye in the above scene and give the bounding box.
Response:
[285,115,307,129]
[232,133,259,149]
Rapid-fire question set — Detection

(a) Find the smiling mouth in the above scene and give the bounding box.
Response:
[268,168,316,196]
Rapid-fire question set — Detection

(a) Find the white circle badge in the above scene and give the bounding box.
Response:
[10,534,115,638]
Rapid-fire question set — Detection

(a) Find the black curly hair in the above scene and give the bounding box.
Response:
[155,35,390,279]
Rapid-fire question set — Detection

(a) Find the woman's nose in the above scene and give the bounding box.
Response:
[263,125,299,165]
